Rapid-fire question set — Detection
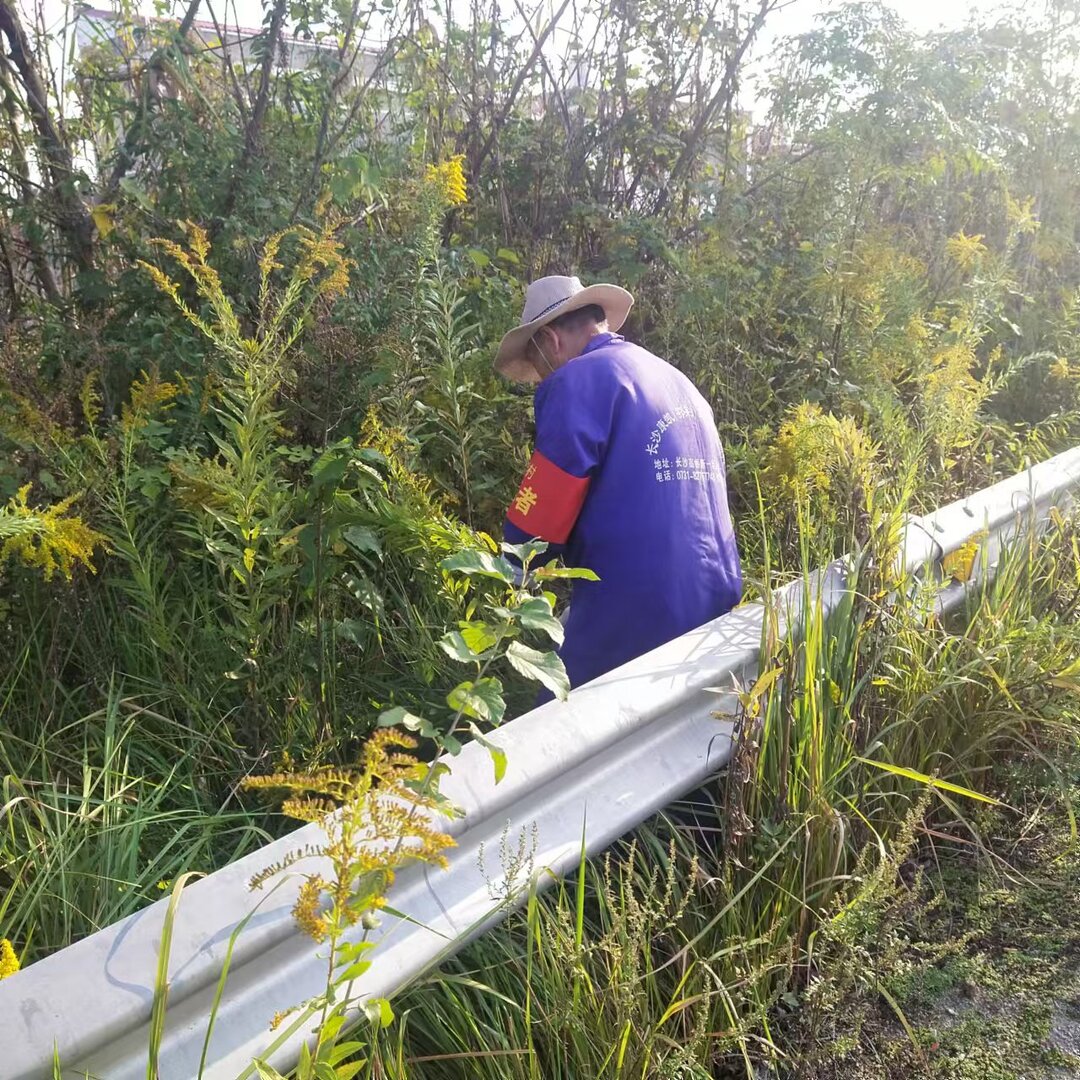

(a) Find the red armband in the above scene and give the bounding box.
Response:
[507,450,590,543]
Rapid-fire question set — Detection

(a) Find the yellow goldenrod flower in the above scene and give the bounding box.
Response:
[0,938,20,980]
[1050,356,1072,381]
[0,486,107,581]
[424,155,467,207]
[121,368,180,432]
[945,230,988,272]
[243,727,455,946]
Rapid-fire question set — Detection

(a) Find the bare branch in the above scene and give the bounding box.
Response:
[470,0,574,176]
[652,0,777,215]
[0,0,93,281]
[101,0,205,202]
[0,50,61,304]
[218,0,288,222]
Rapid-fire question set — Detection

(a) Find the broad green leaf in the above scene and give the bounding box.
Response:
[340,959,372,981]
[534,565,600,582]
[364,997,394,1028]
[328,1041,369,1066]
[353,446,387,469]
[496,247,520,264]
[501,539,549,566]
[856,757,1002,804]
[512,597,564,646]
[311,449,349,493]
[378,997,395,1027]
[489,744,508,783]
[333,618,366,646]
[439,629,494,662]
[336,940,376,964]
[468,722,508,783]
[440,549,516,583]
[459,620,499,654]
[319,1014,346,1043]
[342,571,383,615]
[505,642,570,700]
[447,677,506,724]
[343,525,381,558]
[335,1062,367,1080]
[377,707,436,738]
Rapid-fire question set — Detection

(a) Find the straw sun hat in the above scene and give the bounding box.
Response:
[494,275,634,383]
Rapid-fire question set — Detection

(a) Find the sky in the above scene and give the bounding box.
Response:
[47,0,1006,118]
[209,0,998,36]
[54,0,1001,44]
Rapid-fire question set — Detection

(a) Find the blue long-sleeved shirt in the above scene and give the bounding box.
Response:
[504,332,742,692]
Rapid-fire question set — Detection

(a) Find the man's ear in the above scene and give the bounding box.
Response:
[545,324,563,357]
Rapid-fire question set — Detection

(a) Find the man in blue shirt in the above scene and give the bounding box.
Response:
[495,274,742,693]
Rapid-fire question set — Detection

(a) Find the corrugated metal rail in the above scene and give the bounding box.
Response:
[4,447,1080,1079]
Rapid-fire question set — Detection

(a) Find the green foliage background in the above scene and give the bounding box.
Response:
[2,0,1080,986]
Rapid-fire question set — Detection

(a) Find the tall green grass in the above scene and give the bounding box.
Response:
[0,681,272,958]
[362,514,1080,1078]
[11,503,1078,1079]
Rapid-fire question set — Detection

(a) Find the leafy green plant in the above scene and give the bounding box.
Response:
[409,267,504,528]
[141,223,351,696]
[378,538,587,779]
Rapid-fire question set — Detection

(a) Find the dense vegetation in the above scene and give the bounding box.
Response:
[378,521,1080,1078]
[1,0,1079,1073]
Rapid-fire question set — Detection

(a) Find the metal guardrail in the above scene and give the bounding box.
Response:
[4,447,1080,1080]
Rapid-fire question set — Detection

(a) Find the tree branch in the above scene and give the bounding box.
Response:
[0,0,94,279]
[470,0,574,176]
[218,0,288,223]
[652,0,776,215]
[100,0,204,203]
[241,0,287,166]
[0,51,60,304]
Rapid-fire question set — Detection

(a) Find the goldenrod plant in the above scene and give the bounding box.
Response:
[139,223,352,699]
[238,728,455,1077]
[0,485,105,581]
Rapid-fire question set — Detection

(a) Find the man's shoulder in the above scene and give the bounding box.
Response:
[541,339,698,417]
[594,342,703,407]
[562,339,672,385]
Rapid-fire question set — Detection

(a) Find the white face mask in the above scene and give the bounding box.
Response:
[532,333,557,374]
